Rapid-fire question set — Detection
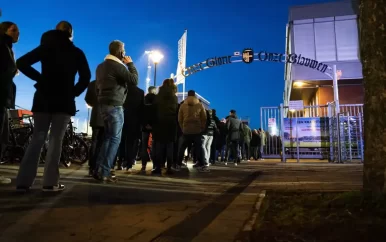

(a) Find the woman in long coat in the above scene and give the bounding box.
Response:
[152,78,178,174]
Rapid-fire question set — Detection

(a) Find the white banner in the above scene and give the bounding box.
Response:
[175,30,187,85]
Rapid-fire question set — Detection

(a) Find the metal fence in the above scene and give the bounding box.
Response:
[260,103,364,163]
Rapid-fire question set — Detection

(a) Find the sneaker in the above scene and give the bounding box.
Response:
[181,162,187,167]
[110,170,116,178]
[102,176,117,183]
[198,166,210,173]
[42,184,65,192]
[0,176,11,185]
[140,166,146,172]
[173,165,181,171]
[151,169,162,175]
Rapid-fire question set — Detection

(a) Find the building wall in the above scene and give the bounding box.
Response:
[316,85,364,105]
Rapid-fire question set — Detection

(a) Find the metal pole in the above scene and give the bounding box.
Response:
[280,104,286,163]
[332,64,340,115]
[182,80,186,100]
[347,113,352,162]
[87,108,90,135]
[153,62,157,87]
[337,113,342,163]
[296,111,300,163]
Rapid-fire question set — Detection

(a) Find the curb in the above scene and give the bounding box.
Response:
[235,190,266,242]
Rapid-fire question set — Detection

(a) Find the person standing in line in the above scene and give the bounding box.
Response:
[259,128,266,160]
[85,80,104,176]
[201,109,217,168]
[141,86,157,171]
[225,110,244,165]
[250,129,259,160]
[178,90,208,172]
[209,109,220,164]
[16,21,91,191]
[242,123,252,161]
[0,21,19,185]
[152,78,178,175]
[93,40,138,183]
[122,85,144,172]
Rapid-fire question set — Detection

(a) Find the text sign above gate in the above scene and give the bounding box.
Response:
[182,48,330,77]
[289,100,304,111]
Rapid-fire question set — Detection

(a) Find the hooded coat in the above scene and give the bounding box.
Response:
[178,95,207,135]
[16,30,91,116]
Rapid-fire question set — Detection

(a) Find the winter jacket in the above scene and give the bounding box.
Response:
[142,93,156,132]
[85,80,103,128]
[178,96,207,135]
[153,86,178,142]
[226,115,244,141]
[96,54,138,106]
[250,132,261,147]
[202,110,217,136]
[123,86,144,138]
[16,30,91,116]
[242,124,252,143]
[0,34,17,109]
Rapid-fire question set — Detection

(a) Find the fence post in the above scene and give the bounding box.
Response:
[358,112,364,163]
[327,103,334,162]
[280,104,286,163]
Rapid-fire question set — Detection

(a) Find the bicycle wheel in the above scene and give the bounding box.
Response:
[71,136,89,164]
[23,132,46,164]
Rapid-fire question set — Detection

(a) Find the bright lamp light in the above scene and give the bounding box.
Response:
[150,51,164,64]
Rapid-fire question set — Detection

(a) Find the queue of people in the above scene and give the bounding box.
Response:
[0,20,267,190]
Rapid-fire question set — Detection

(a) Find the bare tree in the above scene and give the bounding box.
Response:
[359,0,386,194]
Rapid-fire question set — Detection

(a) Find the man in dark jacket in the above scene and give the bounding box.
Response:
[120,85,144,172]
[210,109,220,163]
[141,86,156,171]
[85,80,104,176]
[0,21,19,185]
[94,40,138,182]
[226,110,244,165]
[16,21,91,191]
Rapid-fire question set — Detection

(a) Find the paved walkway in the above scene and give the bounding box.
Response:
[0,161,363,242]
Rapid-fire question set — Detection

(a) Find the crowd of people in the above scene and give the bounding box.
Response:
[0,20,267,191]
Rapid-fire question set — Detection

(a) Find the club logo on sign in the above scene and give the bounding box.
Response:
[242,48,254,64]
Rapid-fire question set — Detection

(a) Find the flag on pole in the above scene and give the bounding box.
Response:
[175,30,187,85]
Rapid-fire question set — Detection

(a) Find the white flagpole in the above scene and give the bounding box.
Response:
[182,29,187,100]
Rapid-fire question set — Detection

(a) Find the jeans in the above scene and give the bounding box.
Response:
[89,127,104,172]
[216,145,226,161]
[178,134,202,166]
[153,141,174,170]
[95,105,124,177]
[201,135,213,166]
[16,112,70,187]
[260,145,265,158]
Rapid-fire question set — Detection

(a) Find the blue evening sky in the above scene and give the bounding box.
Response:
[1,0,335,128]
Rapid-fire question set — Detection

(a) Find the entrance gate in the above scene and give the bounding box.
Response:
[260,103,364,162]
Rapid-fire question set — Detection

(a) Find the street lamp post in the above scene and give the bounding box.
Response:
[86,104,91,135]
[149,51,164,87]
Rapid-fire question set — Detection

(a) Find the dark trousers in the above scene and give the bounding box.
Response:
[153,141,174,170]
[210,136,217,162]
[243,141,251,160]
[0,107,9,161]
[250,146,258,160]
[89,127,104,172]
[178,134,202,166]
[227,140,240,163]
[173,137,180,165]
[141,131,153,167]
